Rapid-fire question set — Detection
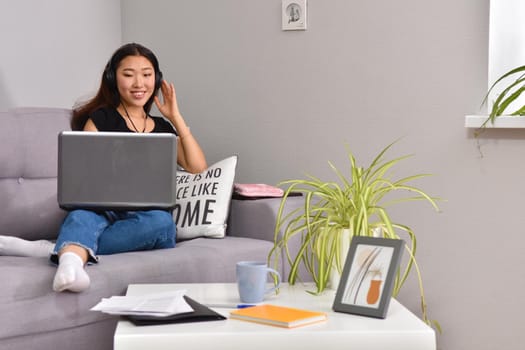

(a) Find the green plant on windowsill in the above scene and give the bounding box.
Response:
[268,141,442,331]
[479,64,525,130]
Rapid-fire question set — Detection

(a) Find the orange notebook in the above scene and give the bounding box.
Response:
[229,304,327,328]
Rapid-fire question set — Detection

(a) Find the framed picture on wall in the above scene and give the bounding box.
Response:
[332,236,404,319]
[282,0,307,31]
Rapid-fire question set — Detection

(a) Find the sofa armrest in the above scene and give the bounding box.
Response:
[226,196,304,242]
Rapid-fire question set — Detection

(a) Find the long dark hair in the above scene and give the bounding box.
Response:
[71,43,163,130]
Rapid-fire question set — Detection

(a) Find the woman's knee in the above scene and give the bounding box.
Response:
[145,210,176,248]
[145,210,174,229]
[65,209,99,222]
[142,210,176,240]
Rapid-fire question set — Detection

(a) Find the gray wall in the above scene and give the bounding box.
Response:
[0,0,121,109]
[1,1,521,349]
[123,2,515,350]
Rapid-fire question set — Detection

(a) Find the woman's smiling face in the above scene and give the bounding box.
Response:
[116,55,156,108]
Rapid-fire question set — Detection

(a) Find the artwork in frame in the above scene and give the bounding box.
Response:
[282,0,307,31]
[332,236,404,319]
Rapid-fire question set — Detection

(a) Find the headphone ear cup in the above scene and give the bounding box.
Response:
[103,62,120,105]
[155,70,163,90]
[104,64,115,90]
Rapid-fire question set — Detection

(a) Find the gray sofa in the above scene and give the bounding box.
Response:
[0,107,302,350]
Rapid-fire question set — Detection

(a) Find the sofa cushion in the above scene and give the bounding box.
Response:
[0,236,273,341]
[173,156,237,240]
[0,108,71,240]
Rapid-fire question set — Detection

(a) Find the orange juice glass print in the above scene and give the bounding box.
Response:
[341,244,394,308]
[366,270,382,305]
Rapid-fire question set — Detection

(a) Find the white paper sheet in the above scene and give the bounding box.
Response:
[91,289,193,316]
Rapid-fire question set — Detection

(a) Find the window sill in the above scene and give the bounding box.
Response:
[465,115,525,128]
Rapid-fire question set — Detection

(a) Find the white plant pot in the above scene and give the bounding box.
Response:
[327,228,382,290]
[328,228,352,290]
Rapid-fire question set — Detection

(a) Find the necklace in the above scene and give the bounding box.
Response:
[121,104,147,132]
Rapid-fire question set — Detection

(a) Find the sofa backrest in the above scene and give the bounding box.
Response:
[0,108,71,240]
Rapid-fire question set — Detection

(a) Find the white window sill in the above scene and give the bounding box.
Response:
[465,115,525,128]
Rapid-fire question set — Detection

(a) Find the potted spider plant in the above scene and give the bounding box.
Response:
[268,141,441,329]
[480,64,525,129]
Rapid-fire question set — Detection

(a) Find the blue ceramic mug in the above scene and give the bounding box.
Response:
[236,261,281,303]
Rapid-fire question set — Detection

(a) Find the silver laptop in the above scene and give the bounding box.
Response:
[58,131,177,210]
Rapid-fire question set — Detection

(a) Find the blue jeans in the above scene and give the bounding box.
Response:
[51,209,176,264]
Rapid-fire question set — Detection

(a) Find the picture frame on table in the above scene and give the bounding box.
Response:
[332,236,404,319]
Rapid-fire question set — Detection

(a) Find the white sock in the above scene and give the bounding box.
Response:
[53,252,91,293]
[0,235,54,257]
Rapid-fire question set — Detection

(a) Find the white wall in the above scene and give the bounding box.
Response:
[0,0,122,109]
[122,2,520,350]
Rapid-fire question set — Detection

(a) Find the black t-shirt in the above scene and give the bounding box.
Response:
[89,107,177,134]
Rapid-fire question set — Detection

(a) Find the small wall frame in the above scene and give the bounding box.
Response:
[282,0,307,31]
[332,236,404,319]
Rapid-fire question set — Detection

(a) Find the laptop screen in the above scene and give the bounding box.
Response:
[57,131,177,210]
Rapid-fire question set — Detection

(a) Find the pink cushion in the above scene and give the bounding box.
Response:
[233,183,284,198]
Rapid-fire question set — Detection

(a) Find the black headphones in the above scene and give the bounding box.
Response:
[103,55,163,92]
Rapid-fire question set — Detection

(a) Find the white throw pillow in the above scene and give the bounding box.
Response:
[173,156,237,240]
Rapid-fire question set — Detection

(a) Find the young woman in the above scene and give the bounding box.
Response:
[0,43,207,293]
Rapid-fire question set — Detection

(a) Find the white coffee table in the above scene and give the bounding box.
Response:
[114,283,435,350]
